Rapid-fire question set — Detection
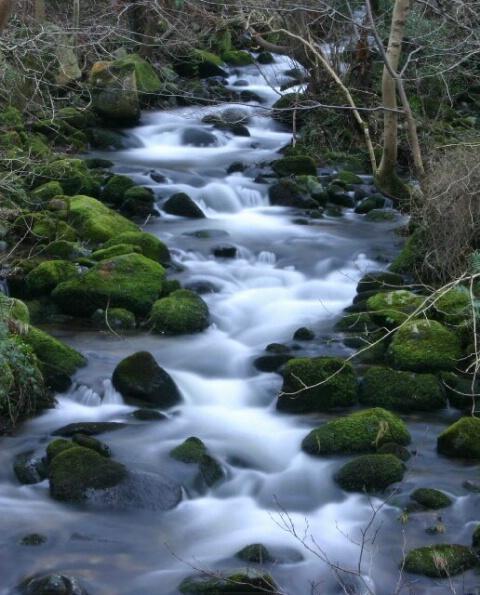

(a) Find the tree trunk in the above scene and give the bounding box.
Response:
[0,0,15,32]
[375,0,411,199]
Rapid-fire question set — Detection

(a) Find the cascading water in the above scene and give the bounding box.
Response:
[1,55,478,595]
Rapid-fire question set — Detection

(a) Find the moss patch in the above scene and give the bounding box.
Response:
[403,544,478,578]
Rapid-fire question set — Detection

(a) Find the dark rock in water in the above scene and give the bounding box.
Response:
[163,192,206,219]
[184,280,219,294]
[334,454,405,493]
[13,451,48,485]
[293,327,314,340]
[170,437,225,488]
[181,127,218,147]
[356,270,405,294]
[269,179,317,209]
[235,543,274,564]
[170,436,207,464]
[112,351,182,407]
[14,573,90,594]
[179,571,277,595]
[212,244,237,258]
[239,89,263,103]
[183,229,228,239]
[150,290,210,335]
[18,533,47,546]
[132,408,168,421]
[227,161,247,174]
[72,433,111,457]
[253,353,293,373]
[52,421,126,437]
[148,170,168,183]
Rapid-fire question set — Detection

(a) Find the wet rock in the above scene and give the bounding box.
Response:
[150,289,210,335]
[235,543,274,564]
[272,155,317,177]
[132,409,168,421]
[302,407,410,456]
[292,326,314,340]
[52,421,127,437]
[212,244,237,258]
[334,454,406,493]
[277,356,357,413]
[170,437,224,488]
[182,127,218,147]
[179,571,277,595]
[14,572,90,594]
[437,416,480,458]
[163,192,206,218]
[13,451,48,485]
[410,487,452,510]
[18,533,47,546]
[112,350,182,408]
[367,290,425,328]
[356,271,405,294]
[403,543,478,578]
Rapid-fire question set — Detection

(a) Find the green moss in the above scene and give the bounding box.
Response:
[25,260,78,297]
[46,438,76,462]
[356,271,405,294]
[333,170,363,185]
[0,106,24,129]
[103,231,170,264]
[403,544,478,578]
[359,366,445,411]
[389,231,424,275]
[335,311,377,333]
[302,407,410,456]
[91,243,141,261]
[221,51,254,66]
[367,290,425,328]
[388,319,462,372]
[31,158,101,197]
[334,454,405,493]
[68,195,139,244]
[472,525,480,548]
[48,446,127,501]
[271,93,308,128]
[52,253,166,317]
[410,487,452,509]
[22,326,87,385]
[235,544,274,564]
[437,416,480,458]
[170,437,207,463]
[0,294,30,323]
[18,533,47,546]
[72,433,111,457]
[117,54,163,96]
[91,307,136,330]
[150,289,210,334]
[277,357,357,413]
[179,572,277,595]
[433,287,471,325]
[29,181,64,203]
[101,174,135,205]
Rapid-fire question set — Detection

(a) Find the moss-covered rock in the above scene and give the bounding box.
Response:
[52,253,166,317]
[235,544,274,564]
[112,350,182,407]
[48,445,127,501]
[72,433,112,457]
[90,243,141,262]
[432,286,471,325]
[121,185,156,218]
[367,290,425,328]
[334,454,405,493]
[42,240,88,261]
[403,544,478,578]
[272,156,317,177]
[22,326,87,389]
[221,50,255,66]
[150,289,210,335]
[356,271,405,294]
[277,357,357,413]
[301,407,410,456]
[410,487,452,509]
[387,319,462,372]
[25,260,79,297]
[91,307,136,330]
[101,174,135,205]
[472,525,480,548]
[359,366,446,411]
[0,293,30,323]
[46,438,77,462]
[31,158,101,197]
[437,416,480,459]
[170,436,207,463]
[179,571,277,595]
[271,92,308,128]
[68,195,139,244]
[102,231,171,264]
[30,181,64,203]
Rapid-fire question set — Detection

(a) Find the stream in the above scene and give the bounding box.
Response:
[1,55,479,595]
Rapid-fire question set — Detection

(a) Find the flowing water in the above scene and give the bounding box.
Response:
[1,56,479,595]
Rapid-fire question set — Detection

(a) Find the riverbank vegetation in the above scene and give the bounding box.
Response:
[1,0,480,592]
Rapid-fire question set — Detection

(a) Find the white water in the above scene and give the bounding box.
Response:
[1,55,476,595]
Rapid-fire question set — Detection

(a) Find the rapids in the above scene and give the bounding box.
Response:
[1,55,478,595]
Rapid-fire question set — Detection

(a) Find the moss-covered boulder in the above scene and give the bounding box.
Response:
[359,366,446,411]
[367,290,425,328]
[432,286,471,325]
[31,158,100,197]
[0,293,30,323]
[90,243,141,262]
[235,544,274,564]
[221,50,255,66]
[121,185,157,218]
[268,179,316,209]
[68,195,139,244]
[403,544,478,578]
[173,49,227,79]
[22,326,86,390]
[334,454,405,493]
[387,319,462,372]
[301,407,410,456]
[277,357,357,413]
[170,436,207,463]
[25,260,79,297]
[163,192,206,219]
[170,436,224,487]
[102,231,171,264]
[91,307,136,331]
[48,445,127,501]
[179,571,277,595]
[52,253,166,317]
[30,181,64,203]
[112,350,182,407]
[150,289,210,335]
[101,174,135,205]
[272,156,317,177]
[437,416,480,459]
[410,487,452,509]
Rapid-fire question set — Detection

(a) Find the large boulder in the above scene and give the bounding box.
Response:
[102,231,171,264]
[67,195,139,244]
[150,289,210,334]
[163,192,206,218]
[334,454,406,493]
[25,260,79,297]
[277,357,357,413]
[112,351,182,408]
[301,407,410,456]
[410,487,452,510]
[359,366,446,411]
[52,253,166,317]
[437,416,480,458]
[403,544,478,578]
[387,319,462,372]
